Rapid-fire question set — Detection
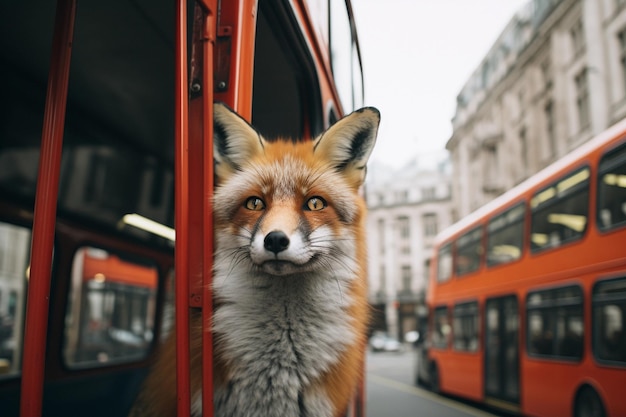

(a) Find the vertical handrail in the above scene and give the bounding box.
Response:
[201,2,217,415]
[174,0,191,415]
[20,0,76,416]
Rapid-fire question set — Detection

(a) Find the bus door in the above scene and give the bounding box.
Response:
[484,295,520,409]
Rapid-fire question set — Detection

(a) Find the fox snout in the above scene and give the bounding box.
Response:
[264,230,290,254]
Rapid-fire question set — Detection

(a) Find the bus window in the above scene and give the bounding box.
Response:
[432,306,451,349]
[452,301,479,352]
[64,247,157,369]
[527,285,583,360]
[455,227,483,276]
[330,0,355,112]
[437,243,453,283]
[597,141,626,231]
[329,0,364,114]
[593,277,626,364]
[252,3,318,138]
[530,167,590,252]
[487,203,525,266]
[0,222,31,379]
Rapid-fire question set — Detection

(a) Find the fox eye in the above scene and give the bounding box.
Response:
[244,197,265,211]
[305,196,327,211]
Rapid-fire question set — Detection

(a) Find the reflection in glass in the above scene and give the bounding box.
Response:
[64,247,157,368]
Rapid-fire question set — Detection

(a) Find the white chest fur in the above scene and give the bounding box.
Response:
[211,262,356,417]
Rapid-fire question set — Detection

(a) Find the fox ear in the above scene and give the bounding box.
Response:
[313,107,380,187]
[213,102,265,181]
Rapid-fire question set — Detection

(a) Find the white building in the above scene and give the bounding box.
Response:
[448,0,626,220]
[365,154,453,340]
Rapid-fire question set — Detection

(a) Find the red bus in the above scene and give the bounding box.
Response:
[420,119,626,417]
[0,0,367,416]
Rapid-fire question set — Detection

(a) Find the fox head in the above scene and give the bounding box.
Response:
[212,103,379,278]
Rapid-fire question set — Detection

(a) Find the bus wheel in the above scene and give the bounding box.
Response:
[429,362,440,394]
[574,387,606,417]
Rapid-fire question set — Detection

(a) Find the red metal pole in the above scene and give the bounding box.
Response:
[20,0,76,416]
[175,0,191,415]
[202,2,217,415]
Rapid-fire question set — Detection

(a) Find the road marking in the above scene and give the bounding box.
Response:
[367,373,500,417]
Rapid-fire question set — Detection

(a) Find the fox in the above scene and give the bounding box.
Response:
[131,102,380,417]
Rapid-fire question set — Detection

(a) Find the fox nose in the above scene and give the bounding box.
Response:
[264,231,290,254]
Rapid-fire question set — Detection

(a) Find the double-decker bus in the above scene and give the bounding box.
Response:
[420,119,626,417]
[0,1,367,416]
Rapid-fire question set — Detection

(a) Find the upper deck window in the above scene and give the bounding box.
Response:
[597,140,626,231]
[455,227,483,276]
[437,243,453,283]
[530,167,590,252]
[487,203,525,266]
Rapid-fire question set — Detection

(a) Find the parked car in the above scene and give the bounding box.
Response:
[369,331,403,352]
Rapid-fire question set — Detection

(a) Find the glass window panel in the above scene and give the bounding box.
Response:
[487,203,525,266]
[330,0,354,111]
[432,306,450,349]
[437,243,453,283]
[593,277,626,364]
[527,285,583,360]
[530,168,590,252]
[0,222,31,379]
[597,141,626,231]
[453,301,479,352]
[64,247,158,368]
[456,227,483,276]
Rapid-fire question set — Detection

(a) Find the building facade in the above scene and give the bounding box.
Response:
[365,155,453,340]
[448,0,626,220]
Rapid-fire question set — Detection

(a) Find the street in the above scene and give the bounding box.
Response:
[366,348,502,417]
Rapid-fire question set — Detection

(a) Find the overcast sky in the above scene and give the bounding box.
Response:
[352,0,529,168]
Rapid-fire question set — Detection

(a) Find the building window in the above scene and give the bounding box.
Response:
[422,187,436,201]
[544,100,556,159]
[541,58,552,90]
[401,265,412,292]
[519,127,528,176]
[574,68,590,130]
[397,216,410,239]
[395,190,408,204]
[618,28,626,98]
[423,213,438,237]
[570,19,585,58]
[379,266,386,294]
[377,219,385,255]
